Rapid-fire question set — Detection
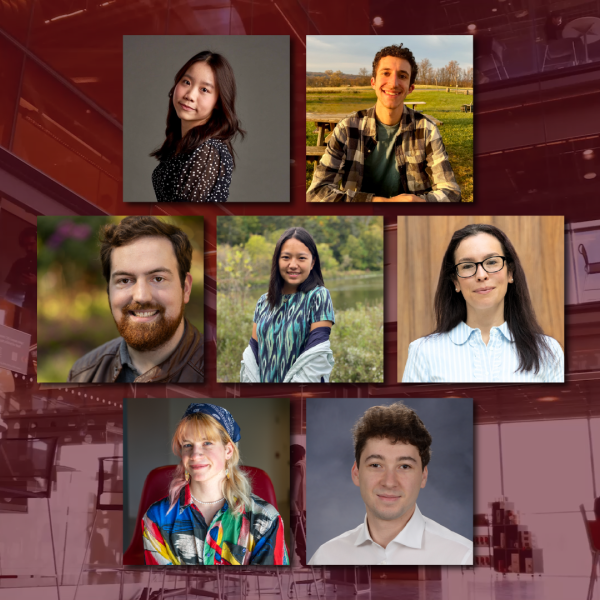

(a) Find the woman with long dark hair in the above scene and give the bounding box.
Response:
[240,227,335,383]
[151,51,245,202]
[143,403,289,565]
[402,224,564,383]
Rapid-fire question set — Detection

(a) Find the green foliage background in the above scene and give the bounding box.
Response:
[217,216,384,383]
[37,216,204,382]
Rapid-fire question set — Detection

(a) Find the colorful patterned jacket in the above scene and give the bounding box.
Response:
[143,486,289,566]
[306,105,461,203]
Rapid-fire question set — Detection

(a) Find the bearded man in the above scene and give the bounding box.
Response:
[68,216,204,383]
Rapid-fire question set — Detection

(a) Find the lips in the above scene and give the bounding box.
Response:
[382,89,401,96]
[179,103,195,112]
[121,303,165,323]
[474,287,495,294]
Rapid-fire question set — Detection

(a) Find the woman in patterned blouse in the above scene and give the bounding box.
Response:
[242,227,335,383]
[143,403,289,565]
[151,51,245,202]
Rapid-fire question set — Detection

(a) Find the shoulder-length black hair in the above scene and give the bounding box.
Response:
[151,51,245,164]
[432,223,553,374]
[267,227,324,309]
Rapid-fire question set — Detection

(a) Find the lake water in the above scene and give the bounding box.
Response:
[249,273,383,312]
[327,273,383,311]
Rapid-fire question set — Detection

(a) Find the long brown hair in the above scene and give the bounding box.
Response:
[151,51,245,164]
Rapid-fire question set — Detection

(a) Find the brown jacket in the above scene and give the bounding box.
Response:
[68,319,204,383]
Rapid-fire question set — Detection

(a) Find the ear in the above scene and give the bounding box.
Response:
[407,84,415,95]
[420,465,428,489]
[351,461,360,487]
[183,272,193,304]
[370,76,376,90]
[224,441,234,461]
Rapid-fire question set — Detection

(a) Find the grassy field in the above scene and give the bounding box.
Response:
[306,89,473,202]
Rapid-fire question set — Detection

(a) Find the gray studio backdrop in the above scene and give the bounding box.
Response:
[306,398,473,560]
[123,36,290,203]
[124,397,291,551]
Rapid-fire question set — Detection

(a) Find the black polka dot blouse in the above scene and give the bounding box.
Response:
[152,138,233,202]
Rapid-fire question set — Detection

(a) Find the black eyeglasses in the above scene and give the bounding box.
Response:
[454,256,507,278]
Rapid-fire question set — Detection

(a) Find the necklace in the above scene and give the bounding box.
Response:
[190,491,225,505]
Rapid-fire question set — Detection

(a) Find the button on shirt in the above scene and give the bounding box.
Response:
[308,505,472,565]
[402,321,564,383]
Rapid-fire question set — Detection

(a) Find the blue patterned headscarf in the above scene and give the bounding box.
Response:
[182,403,241,443]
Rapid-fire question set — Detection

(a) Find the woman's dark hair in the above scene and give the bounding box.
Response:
[151,51,245,164]
[267,227,324,309]
[433,223,554,374]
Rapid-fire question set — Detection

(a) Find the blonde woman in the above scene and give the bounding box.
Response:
[143,403,289,565]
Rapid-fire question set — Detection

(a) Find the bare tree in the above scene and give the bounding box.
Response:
[446,60,461,88]
[417,58,433,85]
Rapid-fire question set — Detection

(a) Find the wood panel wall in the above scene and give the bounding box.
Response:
[397,216,565,380]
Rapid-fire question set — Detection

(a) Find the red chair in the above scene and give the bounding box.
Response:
[124,464,279,565]
[580,504,600,600]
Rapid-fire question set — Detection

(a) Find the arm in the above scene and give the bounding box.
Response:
[402,339,431,383]
[416,123,461,203]
[306,122,374,203]
[177,141,231,202]
[547,338,565,383]
[142,512,179,565]
[249,515,290,565]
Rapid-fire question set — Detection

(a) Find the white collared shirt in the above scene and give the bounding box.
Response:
[308,505,472,565]
[402,321,564,383]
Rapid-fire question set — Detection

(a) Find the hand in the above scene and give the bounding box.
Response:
[372,194,426,203]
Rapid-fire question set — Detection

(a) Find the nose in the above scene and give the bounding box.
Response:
[475,263,489,280]
[289,257,298,270]
[380,467,399,488]
[131,279,153,305]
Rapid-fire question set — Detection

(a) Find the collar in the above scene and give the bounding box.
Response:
[119,338,140,377]
[355,505,425,550]
[364,105,415,140]
[448,321,514,345]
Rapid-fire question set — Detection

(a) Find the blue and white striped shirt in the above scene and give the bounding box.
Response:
[402,321,564,383]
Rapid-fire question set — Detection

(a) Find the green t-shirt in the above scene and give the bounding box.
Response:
[361,120,404,198]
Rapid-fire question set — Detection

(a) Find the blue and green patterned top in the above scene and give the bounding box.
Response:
[253,286,335,383]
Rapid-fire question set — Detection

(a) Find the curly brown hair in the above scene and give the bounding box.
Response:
[352,402,432,469]
[99,216,192,288]
[372,44,419,86]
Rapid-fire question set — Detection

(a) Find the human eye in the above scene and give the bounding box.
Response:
[153,276,165,283]
[367,462,381,469]
[182,443,192,449]
[485,258,500,266]
[203,441,213,447]
[399,463,412,470]
[116,278,131,285]
[458,263,474,273]
[201,87,209,93]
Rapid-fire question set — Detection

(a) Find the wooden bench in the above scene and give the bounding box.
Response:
[306,145,326,169]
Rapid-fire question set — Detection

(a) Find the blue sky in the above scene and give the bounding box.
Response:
[306,35,473,74]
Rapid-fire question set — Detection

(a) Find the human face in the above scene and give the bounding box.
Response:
[181,427,234,486]
[352,438,427,526]
[109,237,192,351]
[453,233,512,316]
[172,61,219,136]
[278,238,315,294]
[371,56,415,113]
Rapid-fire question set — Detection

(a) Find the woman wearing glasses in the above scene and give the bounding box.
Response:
[402,224,564,383]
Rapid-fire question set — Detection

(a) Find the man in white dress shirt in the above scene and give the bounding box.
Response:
[308,402,472,565]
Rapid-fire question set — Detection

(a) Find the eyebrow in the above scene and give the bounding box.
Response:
[456,253,502,262]
[111,267,173,279]
[364,454,418,463]
[379,67,410,77]
[182,74,214,88]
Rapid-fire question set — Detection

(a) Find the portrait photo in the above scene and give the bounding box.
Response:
[37,215,204,383]
[123,397,291,566]
[306,35,473,203]
[398,216,565,383]
[123,35,290,204]
[306,398,473,565]
[216,216,384,383]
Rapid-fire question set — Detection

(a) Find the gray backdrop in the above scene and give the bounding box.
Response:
[124,397,290,551]
[123,36,290,203]
[306,398,473,560]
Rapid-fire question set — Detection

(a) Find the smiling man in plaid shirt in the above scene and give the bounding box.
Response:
[307,44,462,203]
